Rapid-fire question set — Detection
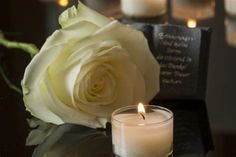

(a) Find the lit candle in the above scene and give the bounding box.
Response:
[225,16,236,47]
[171,0,215,21]
[187,19,197,28]
[57,0,69,7]
[120,0,167,18]
[112,103,173,157]
[225,0,236,17]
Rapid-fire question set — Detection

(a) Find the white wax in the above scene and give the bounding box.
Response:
[225,0,236,16]
[225,17,236,47]
[172,0,215,20]
[112,110,173,157]
[121,0,167,18]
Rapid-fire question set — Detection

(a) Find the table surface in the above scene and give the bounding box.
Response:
[0,0,236,157]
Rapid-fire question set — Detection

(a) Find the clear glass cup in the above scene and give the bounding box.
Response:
[120,0,167,18]
[112,105,173,157]
[171,0,215,21]
[225,0,236,17]
[225,15,236,47]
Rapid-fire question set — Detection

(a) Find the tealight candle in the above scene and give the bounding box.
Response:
[225,16,236,47]
[225,0,236,17]
[112,103,173,157]
[171,0,215,21]
[187,19,197,28]
[120,0,167,18]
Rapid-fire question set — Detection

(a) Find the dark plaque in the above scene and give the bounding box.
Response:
[153,25,211,100]
[154,25,200,98]
[130,24,211,100]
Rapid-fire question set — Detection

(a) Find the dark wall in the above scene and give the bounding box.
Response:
[0,0,45,156]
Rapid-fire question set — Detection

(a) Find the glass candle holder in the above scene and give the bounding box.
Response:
[225,16,236,47]
[171,0,215,21]
[225,0,236,17]
[120,0,167,18]
[112,105,173,157]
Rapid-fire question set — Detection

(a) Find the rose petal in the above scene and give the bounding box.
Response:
[93,21,160,102]
[39,75,105,128]
[73,20,160,102]
[74,46,146,117]
[59,2,110,28]
[22,22,102,126]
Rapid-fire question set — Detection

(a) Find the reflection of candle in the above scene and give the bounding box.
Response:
[225,0,236,16]
[225,16,236,47]
[187,19,197,28]
[112,104,173,157]
[172,0,215,20]
[121,0,167,18]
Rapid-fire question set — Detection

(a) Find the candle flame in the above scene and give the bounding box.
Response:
[187,19,197,28]
[57,0,69,7]
[138,103,146,120]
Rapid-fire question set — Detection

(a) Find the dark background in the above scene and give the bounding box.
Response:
[0,0,236,156]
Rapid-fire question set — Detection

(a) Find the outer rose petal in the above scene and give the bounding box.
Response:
[59,2,110,28]
[22,21,102,126]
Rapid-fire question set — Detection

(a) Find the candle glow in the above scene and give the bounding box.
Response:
[187,19,197,28]
[57,0,69,7]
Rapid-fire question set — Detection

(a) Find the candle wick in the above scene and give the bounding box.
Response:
[139,113,145,120]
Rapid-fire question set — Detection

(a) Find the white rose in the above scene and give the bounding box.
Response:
[22,2,160,128]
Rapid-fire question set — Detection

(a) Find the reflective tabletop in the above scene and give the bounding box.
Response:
[0,0,236,156]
